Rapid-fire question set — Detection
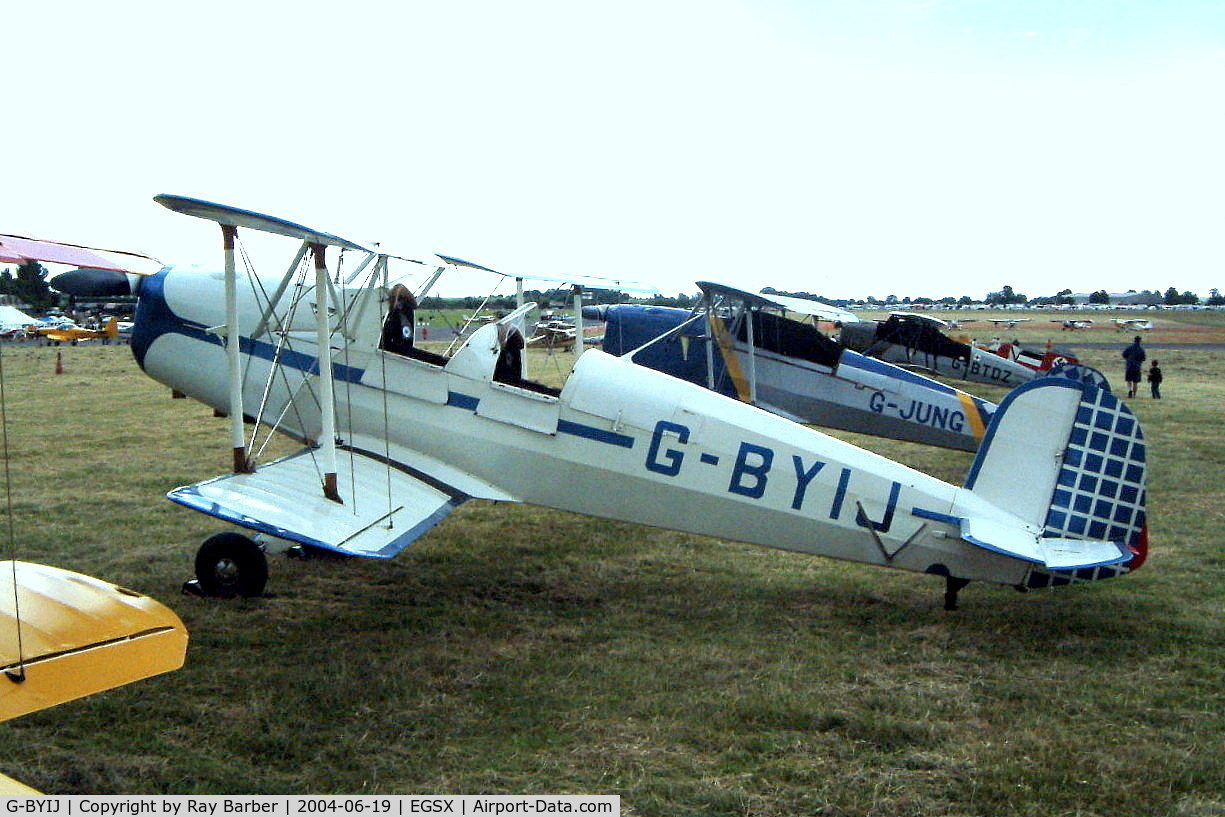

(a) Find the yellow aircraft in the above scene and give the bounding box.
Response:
[38,316,121,344]
[0,562,187,792]
[0,236,187,793]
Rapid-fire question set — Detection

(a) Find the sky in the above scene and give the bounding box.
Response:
[5,0,1225,300]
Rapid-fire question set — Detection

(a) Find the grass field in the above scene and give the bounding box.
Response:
[0,309,1222,815]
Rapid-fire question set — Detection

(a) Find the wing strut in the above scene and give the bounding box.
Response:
[745,303,758,404]
[222,225,252,474]
[572,285,585,359]
[311,243,342,503]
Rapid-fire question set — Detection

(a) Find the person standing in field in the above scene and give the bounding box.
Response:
[1122,335,1146,398]
[1147,360,1163,399]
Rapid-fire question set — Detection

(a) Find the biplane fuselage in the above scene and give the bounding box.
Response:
[840,315,1036,387]
[591,300,996,453]
[131,259,1147,595]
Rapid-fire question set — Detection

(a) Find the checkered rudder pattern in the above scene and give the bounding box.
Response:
[1028,383,1147,588]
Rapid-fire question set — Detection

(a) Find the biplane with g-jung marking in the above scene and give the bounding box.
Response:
[51,195,1151,610]
[585,283,999,453]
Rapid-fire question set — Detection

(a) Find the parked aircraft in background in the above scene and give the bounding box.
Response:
[527,319,577,352]
[587,282,997,452]
[976,339,1079,376]
[839,312,1036,387]
[49,195,1149,612]
[39,316,122,344]
[987,318,1031,329]
[1113,318,1154,331]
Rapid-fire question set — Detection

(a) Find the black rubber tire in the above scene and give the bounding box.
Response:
[194,532,268,598]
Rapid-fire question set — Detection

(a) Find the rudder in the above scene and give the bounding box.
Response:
[965,376,1148,583]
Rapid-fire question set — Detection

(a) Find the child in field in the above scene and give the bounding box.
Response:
[1147,360,1163,399]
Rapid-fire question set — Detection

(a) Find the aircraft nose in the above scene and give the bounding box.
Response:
[49,267,134,297]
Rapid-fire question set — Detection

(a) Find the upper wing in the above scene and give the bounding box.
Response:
[437,253,660,295]
[0,234,156,274]
[760,293,860,324]
[694,281,861,324]
[154,194,374,252]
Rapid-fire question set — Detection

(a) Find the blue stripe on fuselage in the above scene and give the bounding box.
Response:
[136,270,639,451]
[131,267,364,382]
[839,350,958,395]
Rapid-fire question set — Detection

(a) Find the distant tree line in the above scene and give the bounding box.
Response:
[421,287,693,312]
[763,283,1223,308]
[0,261,55,311]
[6,261,1221,315]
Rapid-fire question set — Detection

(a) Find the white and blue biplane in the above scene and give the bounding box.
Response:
[586,283,998,452]
[53,196,1149,610]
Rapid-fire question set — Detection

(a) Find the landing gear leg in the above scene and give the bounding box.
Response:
[184,532,269,598]
[944,576,970,611]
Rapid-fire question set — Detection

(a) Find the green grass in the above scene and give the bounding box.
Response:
[0,329,1222,815]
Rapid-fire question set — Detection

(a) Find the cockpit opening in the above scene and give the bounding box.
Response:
[493,324,561,397]
[381,284,449,366]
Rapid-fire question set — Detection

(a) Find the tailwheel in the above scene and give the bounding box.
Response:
[943,576,971,611]
[187,532,269,598]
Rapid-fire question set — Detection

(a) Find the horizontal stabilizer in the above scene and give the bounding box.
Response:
[168,448,468,558]
[1038,537,1130,571]
[959,518,1129,571]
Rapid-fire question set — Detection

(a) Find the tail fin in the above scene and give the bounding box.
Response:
[964,376,1148,583]
[1042,360,1111,392]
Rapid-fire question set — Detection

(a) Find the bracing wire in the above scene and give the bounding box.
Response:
[337,249,359,509]
[443,276,507,358]
[0,345,25,682]
[379,259,394,528]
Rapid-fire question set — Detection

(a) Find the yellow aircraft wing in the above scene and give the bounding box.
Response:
[0,560,187,723]
[0,772,40,795]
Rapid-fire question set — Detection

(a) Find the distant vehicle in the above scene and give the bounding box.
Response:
[1053,319,1094,331]
[987,318,1031,329]
[0,306,38,340]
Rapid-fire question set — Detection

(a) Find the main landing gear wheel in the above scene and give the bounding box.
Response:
[188,532,268,598]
